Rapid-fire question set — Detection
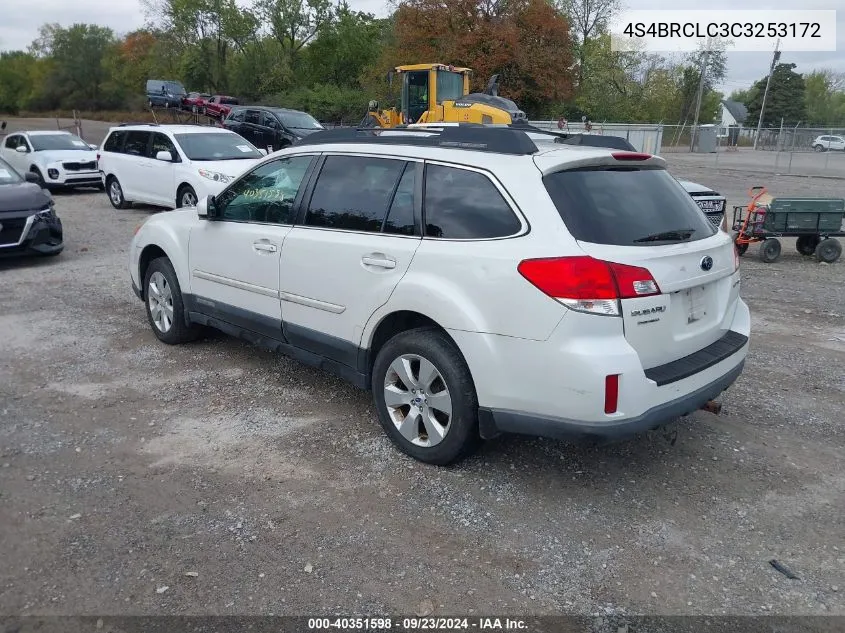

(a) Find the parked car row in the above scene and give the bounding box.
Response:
[146,80,240,119]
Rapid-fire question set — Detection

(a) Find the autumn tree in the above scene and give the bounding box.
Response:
[387,0,573,115]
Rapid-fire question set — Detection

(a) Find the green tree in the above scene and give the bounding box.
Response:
[28,23,117,109]
[254,0,335,76]
[0,51,40,113]
[746,62,806,126]
[302,3,387,88]
[804,69,845,126]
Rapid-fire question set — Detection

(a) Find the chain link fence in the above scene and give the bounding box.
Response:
[659,124,845,177]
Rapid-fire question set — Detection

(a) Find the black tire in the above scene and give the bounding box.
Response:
[735,241,749,256]
[815,238,842,263]
[142,257,202,345]
[29,167,45,188]
[813,144,825,152]
[759,238,781,263]
[106,176,130,209]
[176,184,198,208]
[372,327,480,465]
[796,235,821,256]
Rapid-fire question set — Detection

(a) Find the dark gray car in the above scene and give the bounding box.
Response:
[0,156,63,258]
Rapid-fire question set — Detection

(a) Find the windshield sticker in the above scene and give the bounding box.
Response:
[236,145,253,153]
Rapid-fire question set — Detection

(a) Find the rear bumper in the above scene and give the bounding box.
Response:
[479,358,745,441]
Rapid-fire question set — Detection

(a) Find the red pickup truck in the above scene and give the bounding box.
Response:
[204,95,239,119]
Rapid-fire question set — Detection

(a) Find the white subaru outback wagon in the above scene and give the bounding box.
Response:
[128,126,750,465]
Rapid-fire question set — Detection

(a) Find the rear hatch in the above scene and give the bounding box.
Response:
[537,153,739,370]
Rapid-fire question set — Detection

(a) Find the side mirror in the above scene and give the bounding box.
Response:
[197,195,216,219]
[15,145,28,153]
[24,172,39,183]
[155,150,173,162]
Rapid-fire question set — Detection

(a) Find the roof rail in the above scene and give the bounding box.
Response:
[117,122,160,127]
[293,125,539,155]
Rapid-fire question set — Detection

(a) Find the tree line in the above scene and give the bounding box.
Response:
[0,0,843,126]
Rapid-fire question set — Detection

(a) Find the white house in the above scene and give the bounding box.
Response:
[719,100,748,139]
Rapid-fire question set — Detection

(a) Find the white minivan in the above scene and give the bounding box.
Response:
[98,124,264,210]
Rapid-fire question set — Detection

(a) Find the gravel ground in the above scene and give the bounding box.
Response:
[1,156,844,619]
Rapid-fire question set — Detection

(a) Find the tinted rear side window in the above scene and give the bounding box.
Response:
[306,155,406,232]
[103,131,126,152]
[423,164,521,239]
[123,131,150,157]
[542,168,716,246]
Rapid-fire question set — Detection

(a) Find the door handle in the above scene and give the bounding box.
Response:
[362,254,396,269]
[253,241,278,253]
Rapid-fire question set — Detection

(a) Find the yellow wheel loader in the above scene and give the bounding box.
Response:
[360,63,527,128]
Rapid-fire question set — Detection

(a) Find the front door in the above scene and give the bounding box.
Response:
[188,154,317,339]
[279,154,422,368]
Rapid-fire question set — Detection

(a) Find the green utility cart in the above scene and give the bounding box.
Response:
[732,188,845,263]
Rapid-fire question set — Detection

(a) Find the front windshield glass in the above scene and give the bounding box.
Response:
[29,134,90,151]
[276,111,323,130]
[0,158,23,184]
[174,132,262,161]
[436,71,465,103]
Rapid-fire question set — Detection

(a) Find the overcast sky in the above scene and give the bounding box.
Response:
[1,0,841,97]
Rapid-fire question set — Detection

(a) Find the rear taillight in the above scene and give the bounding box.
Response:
[517,256,661,316]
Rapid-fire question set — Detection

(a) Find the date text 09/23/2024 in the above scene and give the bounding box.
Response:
[307,617,529,631]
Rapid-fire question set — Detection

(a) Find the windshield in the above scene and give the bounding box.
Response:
[166,82,186,96]
[543,167,716,246]
[436,71,465,103]
[277,111,323,130]
[174,132,262,161]
[29,134,91,151]
[0,158,23,184]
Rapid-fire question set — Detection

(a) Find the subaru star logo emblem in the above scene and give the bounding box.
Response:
[700,256,714,271]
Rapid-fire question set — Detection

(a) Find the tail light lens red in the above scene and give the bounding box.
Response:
[517,256,661,316]
[604,374,619,414]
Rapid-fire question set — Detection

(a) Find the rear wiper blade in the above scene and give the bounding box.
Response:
[634,228,696,243]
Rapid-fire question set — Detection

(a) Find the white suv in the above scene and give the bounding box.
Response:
[128,126,750,465]
[812,135,845,152]
[98,124,264,210]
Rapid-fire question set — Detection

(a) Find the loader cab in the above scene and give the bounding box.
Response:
[396,64,471,124]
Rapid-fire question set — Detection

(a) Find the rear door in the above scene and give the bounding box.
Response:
[541,162,740,370]
[279,154,422,367]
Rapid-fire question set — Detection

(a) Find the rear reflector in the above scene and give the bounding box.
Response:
[517,256,661,316]
[604,374,619,414]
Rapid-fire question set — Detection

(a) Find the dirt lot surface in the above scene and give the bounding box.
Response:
[1,149,844,620]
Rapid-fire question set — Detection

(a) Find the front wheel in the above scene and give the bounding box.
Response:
[143,257,202,345]
[177,185,198,208]
[759,238,782,263]
[372,327,480,465]
[814,144,825,152]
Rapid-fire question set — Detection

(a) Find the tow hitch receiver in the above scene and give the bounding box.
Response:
[700,400,722,415]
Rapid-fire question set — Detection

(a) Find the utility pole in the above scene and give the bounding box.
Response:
[689,50,709,152]
[754,39,781,150]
